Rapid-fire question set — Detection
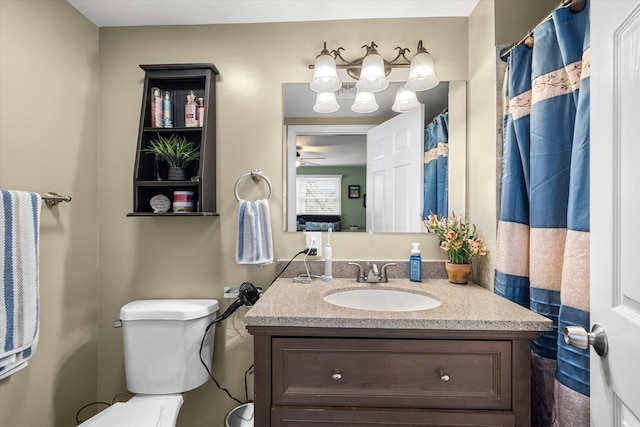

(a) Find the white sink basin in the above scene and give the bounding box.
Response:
[323,288,441,312]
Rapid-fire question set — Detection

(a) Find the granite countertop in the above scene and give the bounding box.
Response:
[244,278,552,331]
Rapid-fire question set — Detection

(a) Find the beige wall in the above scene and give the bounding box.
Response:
[495,0,559,45]
[0,1,99,426]
[0,1,557,426]
[467,0,498,287]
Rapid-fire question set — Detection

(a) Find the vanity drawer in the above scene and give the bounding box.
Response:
[272,407,515,426]
[272,338,511,410]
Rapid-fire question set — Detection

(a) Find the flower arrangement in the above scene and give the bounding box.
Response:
[423,212,487,264]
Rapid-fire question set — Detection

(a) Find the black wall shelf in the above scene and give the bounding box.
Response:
[127,63,219,217]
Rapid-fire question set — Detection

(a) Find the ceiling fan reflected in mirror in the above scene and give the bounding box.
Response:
[296,150,326,167]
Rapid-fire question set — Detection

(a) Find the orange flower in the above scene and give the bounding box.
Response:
[422,211,487,264]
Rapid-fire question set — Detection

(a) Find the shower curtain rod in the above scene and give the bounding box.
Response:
[499,0,586,62]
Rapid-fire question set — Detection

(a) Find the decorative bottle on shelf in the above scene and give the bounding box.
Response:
[150,87,163,128]
[162,91,173,128]
[185,91,198,127]
[197,97,205,127]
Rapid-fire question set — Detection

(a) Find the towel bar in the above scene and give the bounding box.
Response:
[41,192,72,207]
[234,170,272,202]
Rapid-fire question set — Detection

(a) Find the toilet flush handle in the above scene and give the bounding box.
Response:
[114,318,122,328]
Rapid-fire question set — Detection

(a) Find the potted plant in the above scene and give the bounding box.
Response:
[423,212,487,284]
[142,133,200,180]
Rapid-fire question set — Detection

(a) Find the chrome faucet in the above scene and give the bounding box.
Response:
[367,263,380,282]
[348,262,396,283]
[348,262,367,282]
[379,262,396,283]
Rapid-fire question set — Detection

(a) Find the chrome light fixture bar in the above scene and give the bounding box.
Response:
[309,40,439,114]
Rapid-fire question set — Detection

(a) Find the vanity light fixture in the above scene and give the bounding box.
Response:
[310,42,342,93]
[405,40,439,91]
[313,91,340,113]
[356,42,389,93]
[351,90,379,113]
[309,40,439,114]
[391,86,420,113]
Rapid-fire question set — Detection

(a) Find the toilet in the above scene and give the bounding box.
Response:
[81,299,220,426]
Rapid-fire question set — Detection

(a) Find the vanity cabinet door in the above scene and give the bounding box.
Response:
[271,407,515,426]
[272,338,511,410]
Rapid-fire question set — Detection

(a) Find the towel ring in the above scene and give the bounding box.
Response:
[234,169,272,202]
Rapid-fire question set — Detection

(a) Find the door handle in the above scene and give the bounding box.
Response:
[564,324,608,357]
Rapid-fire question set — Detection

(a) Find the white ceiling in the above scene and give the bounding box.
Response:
[66,0,479,27]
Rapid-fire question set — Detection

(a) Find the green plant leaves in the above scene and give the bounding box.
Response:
[141,133,200,168]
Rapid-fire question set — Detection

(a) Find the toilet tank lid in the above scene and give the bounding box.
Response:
[120,299,219,321]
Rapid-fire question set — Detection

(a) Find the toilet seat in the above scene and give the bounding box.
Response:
[80,394,183,427]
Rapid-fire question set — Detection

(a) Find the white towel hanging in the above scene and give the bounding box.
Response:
[0,190,41,379]
[236,199,273,266]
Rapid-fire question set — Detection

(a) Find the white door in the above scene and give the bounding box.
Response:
[366,107,424,232]
[590,1,640,424]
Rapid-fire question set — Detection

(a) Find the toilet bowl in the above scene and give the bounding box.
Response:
[81,299,219,426]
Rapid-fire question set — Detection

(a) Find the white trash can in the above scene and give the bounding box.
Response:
[225,403,254,427]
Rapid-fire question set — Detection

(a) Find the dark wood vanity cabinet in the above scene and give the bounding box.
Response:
[128,63,219,216]
[249,327,539,427]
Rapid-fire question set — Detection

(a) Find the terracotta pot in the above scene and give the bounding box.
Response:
[445,262,471,284]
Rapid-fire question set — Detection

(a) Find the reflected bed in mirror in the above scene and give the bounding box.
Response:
[284,81,466,233]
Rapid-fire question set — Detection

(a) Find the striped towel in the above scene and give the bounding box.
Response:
[236,199,273,266]
[0,190,41,379]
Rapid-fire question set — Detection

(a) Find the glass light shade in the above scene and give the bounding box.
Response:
[356,53,389,93]
[310,54,341,93]
[391,86,420,113]
[405,51,439,91]
[313,91,340,113]
[351,91,378,113]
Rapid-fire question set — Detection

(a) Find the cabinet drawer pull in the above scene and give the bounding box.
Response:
[332,370,342,380]
[439,370,450,382]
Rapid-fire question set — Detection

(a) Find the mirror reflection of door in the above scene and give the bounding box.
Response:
[367,107,425,232]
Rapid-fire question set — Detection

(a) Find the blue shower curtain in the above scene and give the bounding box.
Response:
[495,3,590,426]
[423,112,448,218]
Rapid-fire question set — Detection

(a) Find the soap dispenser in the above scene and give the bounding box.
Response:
[409,242,422,282]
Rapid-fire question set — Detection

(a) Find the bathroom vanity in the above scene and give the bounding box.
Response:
[245,278,552,427]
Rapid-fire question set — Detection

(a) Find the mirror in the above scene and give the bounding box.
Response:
[284,81,466,233]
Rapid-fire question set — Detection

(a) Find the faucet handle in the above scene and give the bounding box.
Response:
[379,262,397,283]
[348,262,367,282]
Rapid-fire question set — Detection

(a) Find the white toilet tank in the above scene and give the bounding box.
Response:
[119,299,219,394]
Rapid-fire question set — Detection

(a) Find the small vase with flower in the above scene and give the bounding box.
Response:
[423,212,487,284]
